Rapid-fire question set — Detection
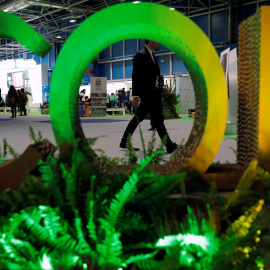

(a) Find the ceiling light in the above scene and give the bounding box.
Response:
[170,7,175,10]
[3,9,9,12]
[69,19,76,23]
[133,1,140,3]
[56,35,61,39]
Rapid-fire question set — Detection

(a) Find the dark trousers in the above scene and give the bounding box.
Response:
[122,93,171,145]
[20,105,27,115]
[11,104,16,117]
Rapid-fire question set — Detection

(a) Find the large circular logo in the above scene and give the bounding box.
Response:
[49,3,227,173]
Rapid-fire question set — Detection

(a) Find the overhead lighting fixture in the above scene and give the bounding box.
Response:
[3,9,9,12]
[170,7,175,10]
[56,35,61,39]
[133,1,140,3]
[69,19,76,23]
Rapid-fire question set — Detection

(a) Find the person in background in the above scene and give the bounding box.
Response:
[87,96,91,105]
[80,89,86,117]
[110,93,117,108]
[16,90,21,114]
[0,95,5,107]
[118,90,126,108]
[8,85,18,118]
[119,40,178,153]
[126,89,131,113]
[18,88,27,116]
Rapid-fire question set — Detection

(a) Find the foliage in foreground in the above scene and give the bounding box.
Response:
[0,132,270,269]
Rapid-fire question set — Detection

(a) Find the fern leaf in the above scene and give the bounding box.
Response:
[146,130,156,157]
[230,199,264,238]
[224,159,259,210]
[131,172,186,205]
[122,250,159,268]
[96,219,122,267]
[169,138,184,161]
[38,159,66,210]
[29,126,37,143]
[106,152,161,227]
[124,134,138,164]
[3,138,20,158]
[73,215,91,254]
[150,138,166,164]
[38,131,43,142]
[138,121,147,157]
[87,176,98,242]
[61,163,77,211]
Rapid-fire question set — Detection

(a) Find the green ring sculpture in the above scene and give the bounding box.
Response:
[0,10,52,57]
[49,3,227,173]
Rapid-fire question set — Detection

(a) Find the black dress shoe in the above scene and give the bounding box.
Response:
[148,126,156,131]
[120,141,140,151]
[166,142,178,153]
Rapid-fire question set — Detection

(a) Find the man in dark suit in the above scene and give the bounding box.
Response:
[120,40,178,153]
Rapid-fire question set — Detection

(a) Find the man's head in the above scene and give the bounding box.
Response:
[145,40,159,51]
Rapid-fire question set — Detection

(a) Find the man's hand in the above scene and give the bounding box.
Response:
[132,96,140,107]
[162,85,169,94]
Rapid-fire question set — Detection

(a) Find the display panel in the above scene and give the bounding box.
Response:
[7,70,28,88]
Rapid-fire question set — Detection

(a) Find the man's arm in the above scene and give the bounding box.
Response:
[132,52,147,97]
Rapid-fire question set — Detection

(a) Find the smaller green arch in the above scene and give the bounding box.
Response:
[0,10,52,57]
[49,2,227,173]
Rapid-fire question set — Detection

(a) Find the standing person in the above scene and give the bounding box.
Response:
[118,90,126,108]
[19,88,27,116]
[80,89,86,117]
[8,85,18,118]
[119,40,177,153]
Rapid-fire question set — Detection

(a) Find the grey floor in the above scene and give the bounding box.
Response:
[0,113,237,164]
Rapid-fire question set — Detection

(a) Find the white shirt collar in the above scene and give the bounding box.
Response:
[145,45,154,63]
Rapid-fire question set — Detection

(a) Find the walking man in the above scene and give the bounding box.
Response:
[120,40,177,153]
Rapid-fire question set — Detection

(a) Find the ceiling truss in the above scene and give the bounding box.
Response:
[0,0,268,59]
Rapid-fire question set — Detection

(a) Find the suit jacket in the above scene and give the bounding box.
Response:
[132,46,161,98]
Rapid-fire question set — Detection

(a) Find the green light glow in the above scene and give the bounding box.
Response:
[0,10,52,57]
[156,233,210,251]
[0,156,6,164]
[39,253,54,270]
[49,2,227,172]
[179,234,210,251]
[83,263,87,269]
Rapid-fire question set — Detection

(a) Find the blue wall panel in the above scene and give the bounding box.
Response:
[239,3,257,22]
[172,54,188,74]
[49,48,55,68]
[125,60,132,79]
[157,55,170,76]
[125,39,137,56]
[100,46,110,60]
[42,54,49,65]
[139,39,145,49]
[112,41,123,57]
[157,43,169,52]
[34,54,41,64]
[97,63,110,80]
[27,52,32,59]
[211,11,228,43]
[112,61,123,80]
[192,14,208,36]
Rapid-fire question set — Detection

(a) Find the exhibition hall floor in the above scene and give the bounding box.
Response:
[0,112,237,164]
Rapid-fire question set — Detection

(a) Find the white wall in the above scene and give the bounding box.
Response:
[0,60,45,104]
